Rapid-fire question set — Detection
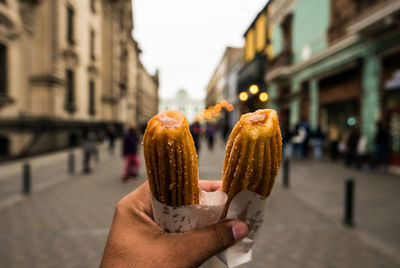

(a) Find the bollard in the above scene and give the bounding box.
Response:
[283,158,290,188]
[344,178,355,227]
[22,162,31,195]
[68,152,75,174]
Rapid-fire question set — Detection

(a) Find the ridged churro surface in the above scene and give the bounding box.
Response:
[222,109,282,214]
[143,110,199,207]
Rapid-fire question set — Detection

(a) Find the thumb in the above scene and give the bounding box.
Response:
[171,220,248,267]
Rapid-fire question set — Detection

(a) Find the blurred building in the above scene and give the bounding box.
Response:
[136,61,159,131]
[159,89,203,124]
[0,0,158,160]
[205,47,242,131]
[242,0,400,166]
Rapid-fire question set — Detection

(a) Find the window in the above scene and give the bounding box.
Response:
[66,69,76,112]
[67,6,75,44]
[0,44,7,95]
[0,136,9,157]
[90,0,96,13]
[90,29,95,60]
[89,80,95,115]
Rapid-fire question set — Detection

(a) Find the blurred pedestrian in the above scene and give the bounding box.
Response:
[206,122,217,151]
[106,125,116,155]
[190,121,202,154]
[312,126,325,160]
[82,129,93,174]
[345,125,360,168]
[89,129,99,162]
[222,120,230,143]
[280,120,292,159]
[299,118,311,158]
[328,123,340,160]
[368,122,390,171]
[292,124,307,159]
[122,125,141,181]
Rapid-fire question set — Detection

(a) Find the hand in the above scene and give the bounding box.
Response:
[101,180,248,268]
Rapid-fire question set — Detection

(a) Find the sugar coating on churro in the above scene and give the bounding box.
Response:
[158,112,183,128]
[143,110,199,207]
[221,109,282,216]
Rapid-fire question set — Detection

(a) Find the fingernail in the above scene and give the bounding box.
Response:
[232,221,248,241]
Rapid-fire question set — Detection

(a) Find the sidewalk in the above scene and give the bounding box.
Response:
[0,142,115,208]
[0,137,399,267]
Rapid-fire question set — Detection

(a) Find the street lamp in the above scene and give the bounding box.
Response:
[220,99,228,107]
[239,92,248,102]
[259,92,269,102]
[249,84,259,94]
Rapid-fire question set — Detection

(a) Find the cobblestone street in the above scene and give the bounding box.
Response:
[0,139,399,267]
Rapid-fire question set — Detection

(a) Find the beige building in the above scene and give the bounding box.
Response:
[205,47,242,131]
[0,0,158,159]
[136,60,159,131]
[205,47,242,108]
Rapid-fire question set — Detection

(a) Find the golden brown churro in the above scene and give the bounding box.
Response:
[221,109,282,216]
[143,110,199,207]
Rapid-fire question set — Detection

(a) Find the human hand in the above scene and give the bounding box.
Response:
[100,180,248,268]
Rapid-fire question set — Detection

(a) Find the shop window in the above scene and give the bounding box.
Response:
[0,44,7,95]
[89,80,95,115]
[0,136,9,157]
[67,6,75,45]
[65,69,76,113]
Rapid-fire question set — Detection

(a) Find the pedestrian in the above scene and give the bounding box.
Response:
[222,120,230,143]
[122,125,141,181]
[345,125,360,168]
[368,122,390,171]
[89,129,99,162]
[106,125,116,155]
[312,126,325,160]
[280,120,292,159]
[291,124,307,159]
[82,129,93,174]
[328,123,340,160]
[190,121,202,154]
[300,119,311,158]
[206,122,217,151]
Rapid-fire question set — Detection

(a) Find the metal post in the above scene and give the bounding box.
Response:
[68,152,75,174]
[283,158,290,188]
[22,162,31,195]
[344,178,355,227]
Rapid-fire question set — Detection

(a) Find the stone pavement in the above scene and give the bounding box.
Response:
[0,138,399,267]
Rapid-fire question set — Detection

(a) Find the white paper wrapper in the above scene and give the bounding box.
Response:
[151,189,267,267]
[218,190,268,268]
[151,190,228,233]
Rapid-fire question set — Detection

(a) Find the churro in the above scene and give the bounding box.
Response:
[221,109,282,215]
[143,110,199,207]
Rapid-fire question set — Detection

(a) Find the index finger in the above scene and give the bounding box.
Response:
[199,180,222,192]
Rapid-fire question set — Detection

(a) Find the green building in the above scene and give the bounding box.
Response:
[251,0,400,166]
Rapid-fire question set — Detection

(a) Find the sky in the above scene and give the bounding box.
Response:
[133,0,268,100]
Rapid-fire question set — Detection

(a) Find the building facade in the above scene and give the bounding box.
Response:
[242,0,400,166]
[136,61,159,131]
[159,89,203,124]
[0,0,158,160]
[205,47,242,130]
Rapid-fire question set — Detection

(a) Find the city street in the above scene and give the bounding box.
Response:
[0,138,399,267]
